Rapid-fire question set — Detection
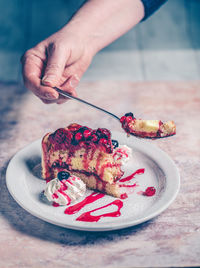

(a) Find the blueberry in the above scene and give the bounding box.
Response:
[125,112,134,117]
[57,171,70,181]
[112,139,119,149]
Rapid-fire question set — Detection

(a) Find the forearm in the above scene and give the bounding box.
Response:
[60,0,144,55]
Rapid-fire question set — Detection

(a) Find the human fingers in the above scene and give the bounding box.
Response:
[42,43,69,87]
[22,50,59,101]
[56,74,79,104]
[41,99,57,104]
[55,59,88,104]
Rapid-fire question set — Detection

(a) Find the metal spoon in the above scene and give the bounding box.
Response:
[53,87,176,140]
[54,87,120,122]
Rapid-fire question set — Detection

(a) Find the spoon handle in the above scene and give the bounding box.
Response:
[54,87,120,122]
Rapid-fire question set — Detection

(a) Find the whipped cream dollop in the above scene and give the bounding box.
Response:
[113,145,132,165]
[44,175,86,206]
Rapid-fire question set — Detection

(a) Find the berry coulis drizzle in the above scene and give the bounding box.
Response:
[65,192,105,215]
[119,168,145,182]
[49,168,155,222]
[76,200,123,222]
[63,168,155,222]
[52,202,60,207]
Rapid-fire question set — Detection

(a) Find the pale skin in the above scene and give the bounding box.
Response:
[21,0,144,104]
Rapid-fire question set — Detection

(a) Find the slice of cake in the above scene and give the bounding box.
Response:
[42,123,130,198]
[120,113,176,138]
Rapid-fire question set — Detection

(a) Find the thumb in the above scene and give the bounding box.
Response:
[42,43,68,87]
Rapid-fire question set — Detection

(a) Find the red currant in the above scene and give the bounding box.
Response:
[126,116,133,123]
[79,141,85,147]
[75,132,83,141]
[83,129,92,139]
[99,138,107,145]
[120,116,126,123]
[98,128,111,138]
[144,187,156,196]
[91,134,98,142]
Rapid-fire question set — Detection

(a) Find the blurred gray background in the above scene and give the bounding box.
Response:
[0,0,199,82]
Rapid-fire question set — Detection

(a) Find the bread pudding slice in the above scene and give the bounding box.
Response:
[42,123,128,198]
[120,113,176,138]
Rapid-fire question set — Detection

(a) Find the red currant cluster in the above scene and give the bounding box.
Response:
[120,112,135,133]
[120,112,134,124]
[49,128,73,150]
[49,124,114,153]
[72,126,113,153]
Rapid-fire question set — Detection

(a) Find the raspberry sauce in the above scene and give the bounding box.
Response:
[119,168,145,182]
[76,199,123,222]
[52,202,60,207]
[113,148,129,161]
[64,192,105,215]
[119,182,138,188]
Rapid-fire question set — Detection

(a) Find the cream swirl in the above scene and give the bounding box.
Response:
[44,175,86,206]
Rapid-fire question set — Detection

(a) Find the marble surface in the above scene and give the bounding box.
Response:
[0,81,200,268]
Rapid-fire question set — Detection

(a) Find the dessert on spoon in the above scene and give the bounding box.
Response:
[53,87,176,139]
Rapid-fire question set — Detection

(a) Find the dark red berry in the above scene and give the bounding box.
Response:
[144,187,156,196]
[53,128,68,144]
[104,142,113,153]
[83,129,92,139]
[120,116,126,123]
[96,128,102,136]
[99,138,107,145]
[126,116,133,123]
[98,128,111,138]
[75,132,83,141]
[79,141,85,147]
[65,131,73,143]
[91,134,98,142]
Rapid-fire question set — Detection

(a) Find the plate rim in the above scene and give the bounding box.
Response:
[6,132,180,232]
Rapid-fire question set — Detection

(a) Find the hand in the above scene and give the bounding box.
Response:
[21,30,93,104]
[22,0,144,104]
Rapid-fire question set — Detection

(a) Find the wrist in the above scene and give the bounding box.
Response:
[58,24,98,57]
[61,0,144,54]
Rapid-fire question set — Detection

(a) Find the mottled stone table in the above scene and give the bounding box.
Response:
[0,81,199,268]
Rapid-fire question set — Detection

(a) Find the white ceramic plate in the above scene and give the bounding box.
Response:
[6,132,180,231]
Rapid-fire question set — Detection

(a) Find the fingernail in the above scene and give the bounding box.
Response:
[44,92,58,100]
[42,75,56,85]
